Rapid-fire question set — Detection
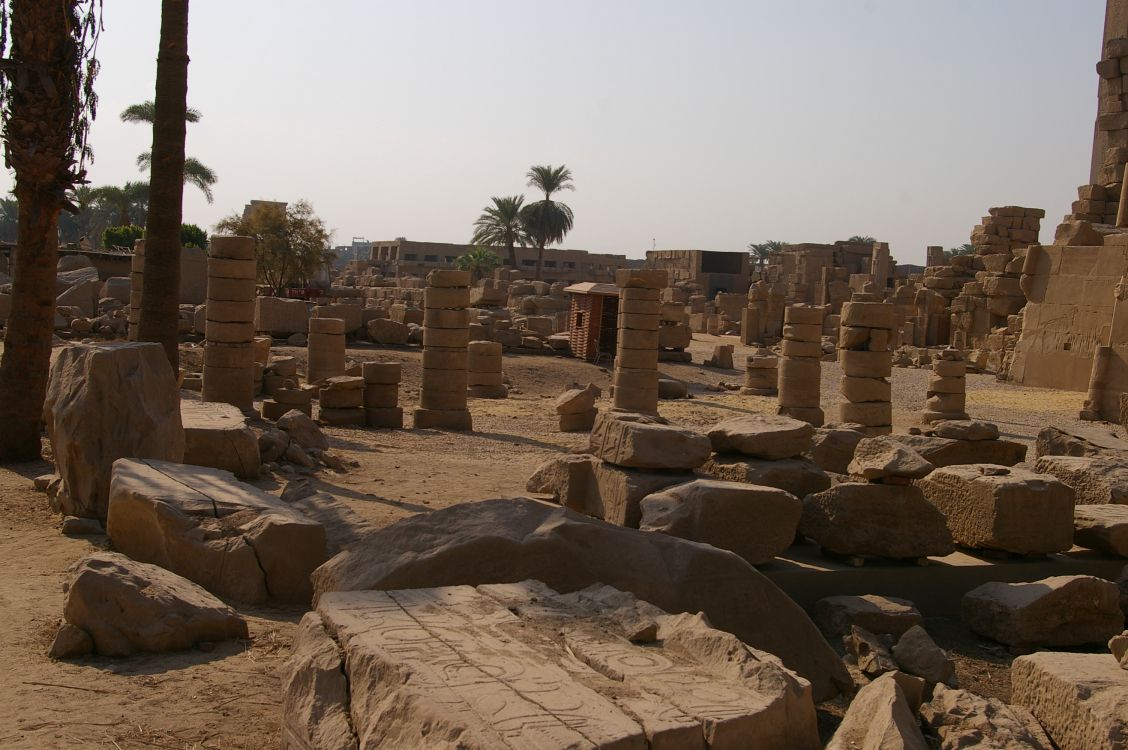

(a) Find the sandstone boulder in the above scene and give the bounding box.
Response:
[921,683,1052,750]
[701,455,831,498]
[44,342,185,519]
[848,436,934,481]
[826,671,927,750]
[181,400,260,479]
[554,383,599,414]
[310,497,853,700]
[927,420,1000,441]
[845,625,898,678]
[805,424,865,474]
[1075,504,1128,556]
[892,625,956,686]
[1034,454,1128,505]
[801,483,955,559]
[1035,424,1128,458]
[589,412,711,470]
[366,318,409,345]
[1012,652,1128,750]
[107,458,326,603]
[962,575,1123,647]
[894,434,1026,468]
[280,612,356,750]
[639,479,800,565]
[278,409,330,451]
[917,464,1075,554]
[706,414,814,459]
[62,552,247,656]
[813,595,924,638]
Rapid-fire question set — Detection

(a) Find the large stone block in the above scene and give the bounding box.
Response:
[181,400,260,479]
[701,455,831,498]
[812,594,924,637]
[640,479,801,565]
[589,412,711,470]
[917,464,1075,554]
[801,483,955,559]
[826,671,927,750]
[1012,652,1128,750]
[962,576,1123,647]
[922,684,1052,750]
[1034,455,1128,505]
[44,342,184,519]
[107,458,326,603]
[254,296,309,335]
[311,498,853,701]
[366,317,409,345]
[894,434,1026,468]
[706,414,814,459]
[1075,505,1128,556]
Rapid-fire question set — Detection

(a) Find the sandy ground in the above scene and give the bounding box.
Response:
[0,333,1095,748]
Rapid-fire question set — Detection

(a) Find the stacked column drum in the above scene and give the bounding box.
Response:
[777,304,826,426]
[415,270,472,430]
[837,301,894,435]
[467,341,507,399]
[363,361,403,428]
[612,269,668,414]
[922,347,969,423]
[202,236,257,411]
[307,317,346,385]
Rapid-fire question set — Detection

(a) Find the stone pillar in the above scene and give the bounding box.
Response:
[926,246,946,268]
[415,269,472,430]
[202,236,256,411]
[363,361,403,428]
[739,306,760,345]
[307,317,346,385]
[612,268,667,414]
[869,242,891,289]
[468,340,507,399]
[319,375,365,426]
[127,240,144,341]
[838,301,894,435]
[777,304,825,426]
[742,349,778,396]
[922,347,969,424]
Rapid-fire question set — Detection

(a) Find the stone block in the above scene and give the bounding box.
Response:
[1075,505,1128,556]
[812,594,924,638]
[706,414,814,459]
[1012,652,1128,750]
[590,412,711,470]
[255,297,309,335]
[701,455,831,499]
[181,400,260,479]
[963,576,1122,647]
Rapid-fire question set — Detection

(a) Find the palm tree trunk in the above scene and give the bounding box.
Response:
[535,242,545,281]
[507,240,516,269]
[138,0,189,371]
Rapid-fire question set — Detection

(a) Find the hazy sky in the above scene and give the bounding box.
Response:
[3,1,1107,264]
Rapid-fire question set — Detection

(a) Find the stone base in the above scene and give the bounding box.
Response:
[318,407,366,426]
[467,384,508,399]
[261,399,311,420]
[921,410,969,425]
[559,409,597,432]
[778,405,824,427]
[365,407,403,429]
[413,408,473,431]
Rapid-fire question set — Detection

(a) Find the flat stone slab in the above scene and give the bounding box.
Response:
[311,497,853,702]
[181,400,260,479]
[290,581,820,749]
[1036,424,1128,459]
[917,464,1075,555]
[1034,455,1128,505]
[962,575,1123,647]
[894,434,1026,468]
[706,414,814,460]
[1012,652,1128,750]
[106,458,326,603]
[812,594,924,638]
[590,412,711,470]
[701,455,831,499]
[1075,504,1128,557]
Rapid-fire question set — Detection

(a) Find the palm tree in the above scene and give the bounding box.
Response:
[121,98,216,203]
[0,0,102,461]
[92,181,150,227]
[0,197,17,243]
[137,0,189,369]
[471,195,527,269]
[748,240,786,269]
[847,235,877,244]
[456,247,501,284]
[520,164,574,281]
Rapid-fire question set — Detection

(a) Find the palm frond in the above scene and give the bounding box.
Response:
[120,100,201,124]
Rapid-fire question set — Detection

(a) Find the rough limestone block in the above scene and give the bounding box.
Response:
[1034,455,1128,505]
[280,612,355,750]
[701,455,831,499]
[962,576,1123,647]
[639,479,801,564]
[894,434,1026,468]
[921,684,1052,750]
[298,581,820,750]
[254,296,309,335]
[847,435,933,481]
[800,483,955,559]
[1075,505,1128,556]
[589,412,711,470]
[310,498,854,701]
[181,400,260,479]
[826,671,927,750]
[805,425,866,475]
[1012,652,1128,750]
[812,594,924,638]
[917,464,1075,554]
[107,458,326,603]
[62,552,248,657]
[706,414,814,459]
[44,342,185,519]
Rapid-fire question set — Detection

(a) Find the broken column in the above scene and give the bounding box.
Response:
[363,361,403,428]
[202,236,257,412]
[778,304,825,426]
[922,347,969,424]
[318,375,365,426]
[613,268,667,414]
[838,300,894,435]
[415,269,472,430]
[467,340,507,399]
[742,348,779,396]
[127,240,144,341]
[739,304,761,346]
[306,317,346,385]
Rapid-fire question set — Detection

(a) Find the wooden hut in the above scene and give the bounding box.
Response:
[564,282,619,362]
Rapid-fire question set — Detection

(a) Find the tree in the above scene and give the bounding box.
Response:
[945,243,974,261]
[847,235,877,244]
[748,240,786,268]
[214,199,332,295]
[471,195,527,269]
[0,0,101,461]
[91,181,149,226]
[180,222,207,249]
[456,247,501,283]
[136,0,189,369]
[520,164,574,281]
[0,196,16,243]
[121,99,216,203]
[102,224,145,249]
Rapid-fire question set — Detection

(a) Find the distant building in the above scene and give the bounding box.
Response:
[645,249,751,297]
[242,199,287,220]
[367,237,639,284]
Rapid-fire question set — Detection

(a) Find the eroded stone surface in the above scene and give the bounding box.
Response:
[894,434,1026,468]
[291,581,821,749]
[1075,504,1128,556]
[892,625,956,686]
[1034,454,1128,505]
[848,436,934,481]
[963,576,1123,647]
[706,414,815,460]
[181,400,260,479]
[826,671,927,750]
[1012,651,1128,750]
[311,498,853,701]
[280,612,356,750]
[701,455,831,499]
[921,683,1052,750]
[813,595,924,638]
[589,412,711,470]
[801,483,955,559]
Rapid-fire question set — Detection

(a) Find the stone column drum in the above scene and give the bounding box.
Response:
[739,305,760,346]
[612,268,668,414]
[777,304,826,426]
[363,361,403,428]
[307,317,346,385]
[922,347,969,424]
[742,349,779,396]
[127,240,144,341]
[202,235,257,411]
[468,340,507,399]
[415,270,472,430]
[837,301,895,435]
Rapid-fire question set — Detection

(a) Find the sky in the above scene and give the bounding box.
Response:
[2,1,1107,264]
